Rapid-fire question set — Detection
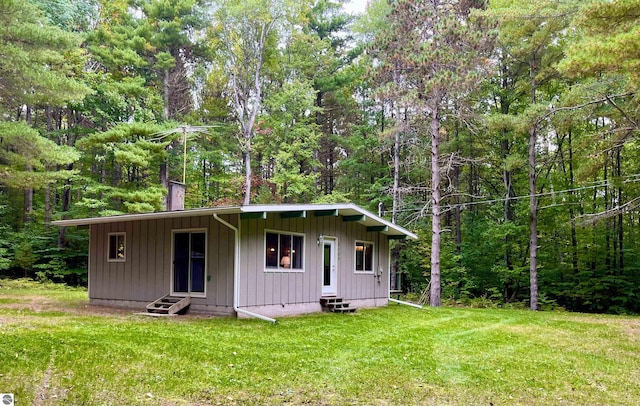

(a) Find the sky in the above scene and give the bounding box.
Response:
[343,0,369,15]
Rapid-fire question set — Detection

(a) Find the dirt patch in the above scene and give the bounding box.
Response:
[0,294,134,317]
[0,296,57,312]
[33,354,54,406]
[74,303,137,317]
[32,352,75,405]
[555,314,640,340]
[0,294,213,321]
[617,319,640,339]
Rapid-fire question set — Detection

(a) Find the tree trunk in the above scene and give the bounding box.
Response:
[528,124,538,311]
[616,147,624,274]
[23,182,33,225]
[44,106,54,229]
[160,159,169,209]
[502,136,515,270]
[453,162,462,253]
[430,105,442,307]
[392,64,402,225]
[44,164,51,228]
[58,175,72,249]
[528,51,539,311]
[392,115,400,225]
[163,68,170,120]
[243,138,252,205]
[567,131,579,275]
[603,161,611,270]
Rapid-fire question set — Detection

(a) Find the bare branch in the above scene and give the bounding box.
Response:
[577,197,640,226]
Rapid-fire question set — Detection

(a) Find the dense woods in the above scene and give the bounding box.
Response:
[1,0,639,314]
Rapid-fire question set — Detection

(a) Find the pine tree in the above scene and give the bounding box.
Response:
[0,0,89,226]
[374,0,494,306]
[489,0,577,310]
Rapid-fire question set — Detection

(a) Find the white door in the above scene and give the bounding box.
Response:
[322,238,337,296]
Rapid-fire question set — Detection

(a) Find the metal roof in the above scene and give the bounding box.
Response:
[52,203,417,239]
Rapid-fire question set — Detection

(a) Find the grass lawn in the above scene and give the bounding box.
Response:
[1,279,640,405]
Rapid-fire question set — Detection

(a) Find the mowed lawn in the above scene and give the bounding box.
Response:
[1,280,640,405]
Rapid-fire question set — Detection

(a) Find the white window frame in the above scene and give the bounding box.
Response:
[264,229,305,273]
[107,232,126,262]
[354,240,375,274]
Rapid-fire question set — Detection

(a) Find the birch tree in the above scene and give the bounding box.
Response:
[211,0,286,205]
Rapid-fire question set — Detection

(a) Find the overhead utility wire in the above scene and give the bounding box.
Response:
[391,174,640,214]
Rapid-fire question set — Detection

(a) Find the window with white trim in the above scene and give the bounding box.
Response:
[355,241,374,273]
[108,233,126,262]
[265,231,304,271]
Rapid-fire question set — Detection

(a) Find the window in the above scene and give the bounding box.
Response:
[108,233,126,262]
[355,241,374,273]
[265,231,304,271]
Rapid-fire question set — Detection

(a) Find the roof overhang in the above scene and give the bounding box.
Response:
[52,203,417,240]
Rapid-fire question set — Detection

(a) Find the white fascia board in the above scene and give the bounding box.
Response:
[239,203,352,213]
[350,205,418,240]
[52,207,241,227]
[52,203,417,239]
[241,203,417,240]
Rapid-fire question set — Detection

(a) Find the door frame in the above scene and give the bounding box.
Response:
[321,236,338,296]
[171,228,207,298]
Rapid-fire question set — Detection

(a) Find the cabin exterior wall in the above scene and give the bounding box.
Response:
[86,210,393,317]
[237,213,390,312]
[88,214,236,314]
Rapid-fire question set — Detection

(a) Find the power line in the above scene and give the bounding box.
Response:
[388,174,640,214]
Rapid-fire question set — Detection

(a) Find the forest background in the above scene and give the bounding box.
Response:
[1,0,639,314]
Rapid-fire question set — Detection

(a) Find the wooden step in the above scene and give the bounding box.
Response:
[320,297,343,306]
[326,302,350,309]
[331,306,356,313]
[159,298,181,304]
[146,295,191,315]
[319,296,356,313]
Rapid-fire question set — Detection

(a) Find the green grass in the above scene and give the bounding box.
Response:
[1,279,640,405]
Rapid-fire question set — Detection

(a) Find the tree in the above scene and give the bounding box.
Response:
[301,0,358,196]
[260,79,321,202]
[0,0,89,226]
[560,0,640,91]
[27,0,99,32]
[75,123,174,215]
[0,122,80,190]
[374,0,494,306]
[0,0,88,110]
[489,0,577,310]
[137,0,209,120]
[210,0,287,205]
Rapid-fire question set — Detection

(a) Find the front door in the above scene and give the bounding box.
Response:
[172,231,206,296]
[322,238,337,296]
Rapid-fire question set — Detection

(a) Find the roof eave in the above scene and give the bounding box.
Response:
[51,207,241,227]
[52,203,418,239]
